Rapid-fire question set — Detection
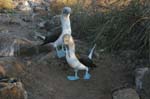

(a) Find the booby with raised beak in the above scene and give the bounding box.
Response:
[39,7,72,58]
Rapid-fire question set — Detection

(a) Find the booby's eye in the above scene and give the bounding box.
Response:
[63,9,67,14]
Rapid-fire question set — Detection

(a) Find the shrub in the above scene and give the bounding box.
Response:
[0,0,14,9]
[50,0,149,59]
[71,0,149,59]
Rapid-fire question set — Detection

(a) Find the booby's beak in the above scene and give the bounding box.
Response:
[62,7,72,15]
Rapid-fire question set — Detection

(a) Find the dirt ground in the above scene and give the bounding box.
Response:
[0,12,134,99]
[22,53,134,99]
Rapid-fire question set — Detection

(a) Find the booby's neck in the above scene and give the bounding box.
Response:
[66,46,76,58]
[67,36,75,52]
[66,43,76,58]
[61,14,71,34]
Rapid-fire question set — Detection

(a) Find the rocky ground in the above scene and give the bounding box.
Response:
[0,12,136,99]
[0,1,149,98]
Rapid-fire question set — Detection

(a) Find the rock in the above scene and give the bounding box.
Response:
[0,57,25,78]
[119,50,137,61]
[0,57,27,99]
[18,44,53,57]
[37,50,57,63]
[37,21,47,29]
[42,21,52,31]
[33,6,48,15]
[0,14,27,26]
[0,80,27,99]
[16,1,31,11]
[0,66,5,77]
[0,34,29,57]
[112,88,140,99]
[143,69,150,97]
[21,15,32,22]
[0,35,18,57]
[51,15,61,26]
[0,33,52,57]
[31,7,49,19]
[24,0,50,19]
[135,67,149,91]
[9,17,27,26]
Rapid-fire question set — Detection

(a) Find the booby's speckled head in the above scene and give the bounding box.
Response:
[63,34,75,50]
[63,34,71,45]
[62,7,72,15]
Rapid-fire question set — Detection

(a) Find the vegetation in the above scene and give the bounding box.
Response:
[51,0,150,59]
[0,0,14,9]
[0,0,149,59]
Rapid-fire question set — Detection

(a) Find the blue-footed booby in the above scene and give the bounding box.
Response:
[39,7,72,58]
[63,34,96,80]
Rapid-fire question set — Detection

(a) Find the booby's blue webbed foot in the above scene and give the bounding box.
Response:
[67,76,79,80]
[83,72,91,80]
[56,45,65,58]
[56,50,65,58]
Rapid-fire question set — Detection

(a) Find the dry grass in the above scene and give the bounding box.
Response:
[49,0,149,59]
[0,0,14,9]
[68,0,149,59]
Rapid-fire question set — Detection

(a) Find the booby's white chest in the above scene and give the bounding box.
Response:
[53,16,71,47]
[53,32,71,47]
[66,52,87,70]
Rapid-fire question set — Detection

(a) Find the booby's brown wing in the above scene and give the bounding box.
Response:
[41,31,61,46]
[78,56,97,68]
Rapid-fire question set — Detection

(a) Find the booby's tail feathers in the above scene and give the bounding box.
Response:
[36,34,46,41]
[88,44,96,59]
[34,32,46,40]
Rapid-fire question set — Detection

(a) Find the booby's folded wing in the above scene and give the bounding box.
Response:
[41,31,61,46]
[78,56,97,68]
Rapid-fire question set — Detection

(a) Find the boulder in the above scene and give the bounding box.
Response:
[0,57,25,78]
[143,69,150,98]
[0,34,52,57]
[0,79,27,99]
[112,88,140,99]
[0,35,19,57]
[15,1,31,11]
[0,57,27,99]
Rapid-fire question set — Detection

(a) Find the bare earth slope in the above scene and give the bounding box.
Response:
[0,13,133,99]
